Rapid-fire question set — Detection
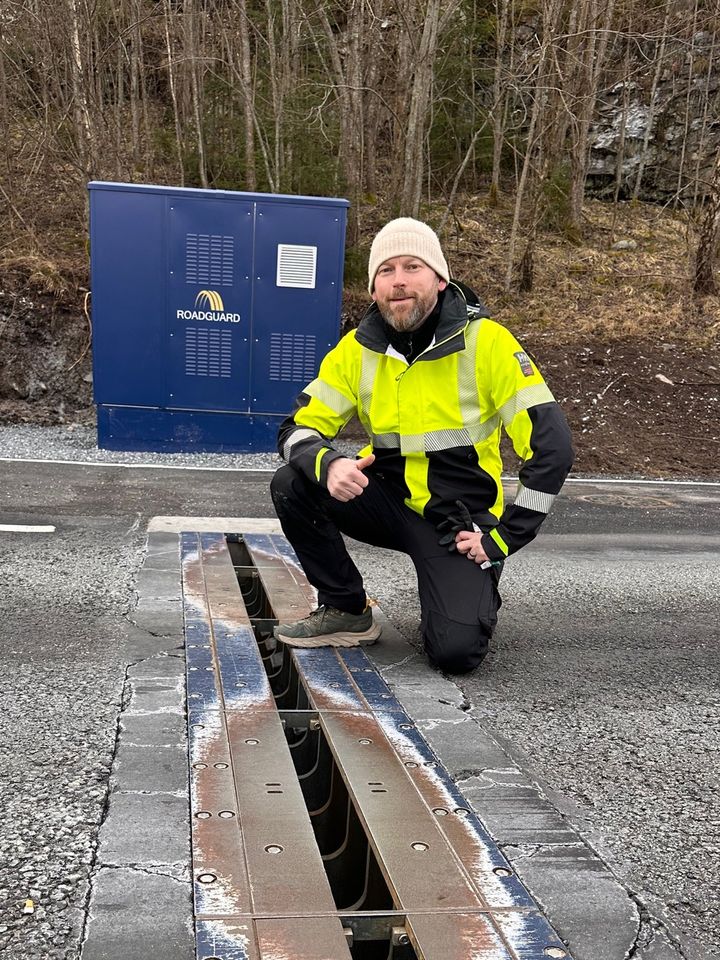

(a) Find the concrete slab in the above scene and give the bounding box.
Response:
[98,792,190,867]
[148,516,282,533]
[82,868,193,960]
[120,711,186,747]
[128,654,185,680]
[506,845,640,960]
[124,677,185,715]
[111,742,188,794]
[130,598,184,636]
[135,568,183,601]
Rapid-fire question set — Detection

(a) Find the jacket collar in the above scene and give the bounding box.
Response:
[355,282,477,359]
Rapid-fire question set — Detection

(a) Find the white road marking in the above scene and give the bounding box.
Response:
[0,524,56,533]
[0,456,276,472]
[1,456,719,486]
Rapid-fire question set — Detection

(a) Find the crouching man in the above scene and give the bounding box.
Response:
[270,218,573,673]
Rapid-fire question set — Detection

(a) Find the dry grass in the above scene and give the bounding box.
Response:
[347,193,720,345]
[0,252,71,298]
[2,182,719,344]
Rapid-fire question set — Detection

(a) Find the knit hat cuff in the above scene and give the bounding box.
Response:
[368,218,449,293]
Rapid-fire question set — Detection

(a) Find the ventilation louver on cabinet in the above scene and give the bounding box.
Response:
[185,327,232,379]
[276,244,317,289]
[269,333,317,383]
[186,234,234,286]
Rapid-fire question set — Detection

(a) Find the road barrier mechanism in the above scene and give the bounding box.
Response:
[182,531,573,960]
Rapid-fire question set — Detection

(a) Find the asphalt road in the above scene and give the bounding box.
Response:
[0,460,718,959]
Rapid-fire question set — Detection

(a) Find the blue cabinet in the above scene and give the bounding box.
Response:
[89,181,348,452]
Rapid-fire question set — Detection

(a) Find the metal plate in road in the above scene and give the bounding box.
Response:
[320,710,484,910]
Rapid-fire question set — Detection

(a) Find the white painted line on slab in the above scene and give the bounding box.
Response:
[0,456,276,472]
[0,524,56,533]
[148,516,283,533]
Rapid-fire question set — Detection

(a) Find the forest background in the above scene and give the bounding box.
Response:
[0,0,719,477]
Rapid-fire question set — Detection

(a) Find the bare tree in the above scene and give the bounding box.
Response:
[632,0,671,200]
[694,149,720,296]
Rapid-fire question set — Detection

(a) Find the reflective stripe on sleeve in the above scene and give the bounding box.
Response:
[498,383,555,426]
[514,483,556,514]
[489,527,509,556]
[305,378,355,417]
[282,427,323,461]
[314,446,330,481]
[358,352,379,421]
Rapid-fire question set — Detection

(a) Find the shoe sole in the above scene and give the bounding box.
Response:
[274,624,382,649]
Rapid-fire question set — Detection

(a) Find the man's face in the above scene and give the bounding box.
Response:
[372,256,447,332]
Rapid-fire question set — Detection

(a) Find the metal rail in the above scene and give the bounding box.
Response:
[182,531,572,960]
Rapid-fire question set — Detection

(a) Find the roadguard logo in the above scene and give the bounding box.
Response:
[176,290,241,323]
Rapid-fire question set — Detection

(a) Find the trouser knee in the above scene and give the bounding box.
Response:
[270,464,316,519]
[423,611,492,674]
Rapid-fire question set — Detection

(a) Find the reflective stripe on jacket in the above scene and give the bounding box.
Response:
[278,284,574,560]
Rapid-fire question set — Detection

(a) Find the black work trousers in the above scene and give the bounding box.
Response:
[270,464,502,674]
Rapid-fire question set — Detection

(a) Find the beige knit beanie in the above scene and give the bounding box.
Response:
[368,218,449,293]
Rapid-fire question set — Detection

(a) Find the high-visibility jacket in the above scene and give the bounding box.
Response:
[278,283,574,561]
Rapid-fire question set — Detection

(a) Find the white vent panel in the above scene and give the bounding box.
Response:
[276,244,317,289]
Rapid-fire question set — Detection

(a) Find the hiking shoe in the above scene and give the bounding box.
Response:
[273,605,381,648]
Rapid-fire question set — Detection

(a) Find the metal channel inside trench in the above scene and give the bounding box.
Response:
[182,531,573,960]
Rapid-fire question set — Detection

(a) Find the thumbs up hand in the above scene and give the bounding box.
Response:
[327,454,375,502]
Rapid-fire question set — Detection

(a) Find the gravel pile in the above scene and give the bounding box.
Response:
[0,424,362,471]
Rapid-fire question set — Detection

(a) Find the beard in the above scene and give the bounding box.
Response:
[377,289,437,332]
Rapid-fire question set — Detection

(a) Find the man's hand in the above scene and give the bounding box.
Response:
[327,454,375,502]
[436,499,493,565]
[454,530,491,564]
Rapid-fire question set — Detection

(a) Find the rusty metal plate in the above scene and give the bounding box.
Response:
[376,710,534,910]
[225,709,337,914]
[339,648,396,707]
[196,918,259,960]
[181,533,212,620]
[213,620,275,710]
[186,619,223,712]
[243,534,317,619]
[293,648,366,711]
[201,534,255,625]
[406,913,513,959]
[493,911,570,959]
[320,711,482,910]
[255,917,353,959]
[188,709,252,917]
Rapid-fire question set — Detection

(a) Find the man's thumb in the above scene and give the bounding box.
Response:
[356,454,375,471]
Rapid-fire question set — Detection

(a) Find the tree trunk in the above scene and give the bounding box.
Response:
[185,0,208,187]
[66,0,96,175]
[490,0,510,202]
[400,0,452,216]
[568,0,616,233]
[694,149,720,297]
[632,0,671,200]
[163,0,185,185]
[235,0,256,191]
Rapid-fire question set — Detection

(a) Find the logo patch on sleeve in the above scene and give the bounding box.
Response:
[514,351,534,376]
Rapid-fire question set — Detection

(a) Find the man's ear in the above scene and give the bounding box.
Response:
[438,278,448,291]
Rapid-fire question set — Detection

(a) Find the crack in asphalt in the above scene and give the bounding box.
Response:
[76,670,127,952]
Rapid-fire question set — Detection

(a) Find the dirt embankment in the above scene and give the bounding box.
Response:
[1,196,718,478]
